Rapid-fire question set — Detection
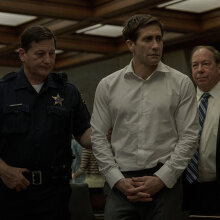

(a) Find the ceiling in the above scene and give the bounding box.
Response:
[0,0,219,70]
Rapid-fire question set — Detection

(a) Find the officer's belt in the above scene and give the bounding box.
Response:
[23,165,71,186]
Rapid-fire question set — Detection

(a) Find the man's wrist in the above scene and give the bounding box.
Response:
[114,178,124,189]
[155,176,165,189]
[0,158,9,178]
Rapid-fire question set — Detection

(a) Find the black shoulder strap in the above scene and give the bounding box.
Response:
[57,72,68,87]
[0,72,17,82]
[51,72,68,86]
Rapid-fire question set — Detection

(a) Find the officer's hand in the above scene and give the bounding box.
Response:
[1,165,30,192]
[114,178,152,202]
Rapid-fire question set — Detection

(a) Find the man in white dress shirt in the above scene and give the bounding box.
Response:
[91,14,199,220]
[183,46,220,215]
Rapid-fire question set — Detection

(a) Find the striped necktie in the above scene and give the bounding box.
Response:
[186,92,211,183]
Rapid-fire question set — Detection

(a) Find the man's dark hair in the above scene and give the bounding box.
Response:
[191,46,220,64]
[122,14,164,42]
[20,25,56,51]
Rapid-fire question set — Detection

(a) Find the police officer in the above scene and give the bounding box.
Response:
[0,25,91,220]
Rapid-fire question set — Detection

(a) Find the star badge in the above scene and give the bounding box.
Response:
[52,93,64,106]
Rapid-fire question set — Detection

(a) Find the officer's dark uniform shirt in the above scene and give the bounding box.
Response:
[0,67,90,173]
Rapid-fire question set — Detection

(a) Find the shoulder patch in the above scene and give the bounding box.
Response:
[0,72,17,82]
[79,90,86,104]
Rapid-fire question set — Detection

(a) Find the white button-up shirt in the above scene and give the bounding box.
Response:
[198,81,220,182]
[91,61,199,188]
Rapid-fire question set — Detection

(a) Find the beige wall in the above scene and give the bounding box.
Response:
[0,66,19,78]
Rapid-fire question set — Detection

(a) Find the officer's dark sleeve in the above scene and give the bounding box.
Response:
[0,85,3,153]
[71,87,91,138]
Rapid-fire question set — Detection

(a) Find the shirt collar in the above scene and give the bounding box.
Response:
[14,67,30,90]
[155,61,170,73]
[124,60,169,79]
[47,73,59,89]
[197,80,220,101]
[15,67,58,90]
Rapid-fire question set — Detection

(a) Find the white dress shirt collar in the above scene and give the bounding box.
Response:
[197,80,220,101]
[124,60,170,80]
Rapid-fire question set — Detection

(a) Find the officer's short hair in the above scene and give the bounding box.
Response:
[20,25,56,51]
[122,14,164,42]
[191,46,220,64]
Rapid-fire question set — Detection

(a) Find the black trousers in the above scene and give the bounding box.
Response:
[0,181,71,220]
[182,177,220,215]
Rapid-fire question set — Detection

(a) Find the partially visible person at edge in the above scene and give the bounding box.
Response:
[0,25,91,220]
[183,46,220,216]
[91,14,199,220]
[72,147,105,188]
[71,138,86,183]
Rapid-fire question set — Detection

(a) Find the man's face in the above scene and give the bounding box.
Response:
[19,39,56,83]
[192,48,220,92]
[127,24,163,67]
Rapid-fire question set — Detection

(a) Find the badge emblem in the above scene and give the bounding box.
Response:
[52,94,64,106]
